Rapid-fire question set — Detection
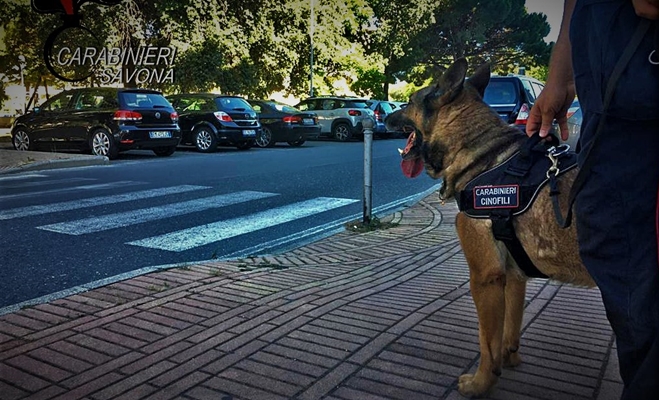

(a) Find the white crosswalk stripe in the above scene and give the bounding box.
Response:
[0,181,144,202]
[37,191,279,235]
[0,185,210,220]
[127,197,359,252]
[2,174,361,253]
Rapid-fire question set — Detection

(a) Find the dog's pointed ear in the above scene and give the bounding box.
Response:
[468,63,491,98]
[426,58,468,108]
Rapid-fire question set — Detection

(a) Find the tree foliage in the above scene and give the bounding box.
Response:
[0,0,553,111]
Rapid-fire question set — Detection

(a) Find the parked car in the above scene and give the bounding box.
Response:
[11,87,180,159]
[294,96,375,141]
[565,105,582,151]
[365,99,396,139]
[247,100,320,148]
[482,74,547,134]
[167,93,260,152]
[389,101,408,111]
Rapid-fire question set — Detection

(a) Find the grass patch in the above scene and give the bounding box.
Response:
[345,215,399,233]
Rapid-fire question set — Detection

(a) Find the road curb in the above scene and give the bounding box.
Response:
[0,155,109,175]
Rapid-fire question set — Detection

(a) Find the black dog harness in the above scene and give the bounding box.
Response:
[456,134,577,278]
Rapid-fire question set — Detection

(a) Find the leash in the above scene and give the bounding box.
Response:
[552,18,653,228]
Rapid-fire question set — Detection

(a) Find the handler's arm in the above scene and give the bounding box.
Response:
[526,0,577,140]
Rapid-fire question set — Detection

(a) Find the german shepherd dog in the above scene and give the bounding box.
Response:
[386,59,596,397]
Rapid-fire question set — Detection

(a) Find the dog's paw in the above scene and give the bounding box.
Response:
[458,373,495,398]
[503,350,522,368]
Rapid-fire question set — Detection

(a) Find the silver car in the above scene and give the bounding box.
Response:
[295,96,375,141]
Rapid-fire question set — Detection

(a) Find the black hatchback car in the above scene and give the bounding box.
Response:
[167,93,260,152]
[482,75,546,133]
[11,88,181,159]
[247,99,320,148]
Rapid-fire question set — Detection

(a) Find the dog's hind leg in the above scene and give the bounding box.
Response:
[502,264,526,368]
[456,214,507,397]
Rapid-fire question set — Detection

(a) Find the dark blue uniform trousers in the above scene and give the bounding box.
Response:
[571,2,659,398]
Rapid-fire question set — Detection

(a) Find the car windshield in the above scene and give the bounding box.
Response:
[120,92,170,108]
[216,97,252,111]
[483,81,518,106]
[270,102,301,113]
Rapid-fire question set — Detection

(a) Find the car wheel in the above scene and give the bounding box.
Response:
[236,141,252,150]
[287,139,305,147]
[153,146,177,157]
[91,129,118,159]
[332,123,352,141]
[193,126,218,153]
[255,127,275,148]
[12,129,32,151]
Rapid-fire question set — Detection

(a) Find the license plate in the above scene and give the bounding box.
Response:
[149,131,172,139]
[302,118,314,125]
[243,130,256,137]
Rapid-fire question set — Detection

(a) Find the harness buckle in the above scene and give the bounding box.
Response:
[546,144,570,178]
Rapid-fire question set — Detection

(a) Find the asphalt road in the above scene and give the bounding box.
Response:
[0,138,439,309]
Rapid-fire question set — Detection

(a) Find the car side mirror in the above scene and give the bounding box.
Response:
[32,107,41,114]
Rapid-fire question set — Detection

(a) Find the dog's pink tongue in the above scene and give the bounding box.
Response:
[401,158,424,178]
[400,131,424,178]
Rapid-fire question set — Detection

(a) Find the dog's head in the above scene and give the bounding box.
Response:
[386,58,495,180]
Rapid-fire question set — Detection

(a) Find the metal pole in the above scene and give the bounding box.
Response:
[363,118,375,223]
[309,0,314,97]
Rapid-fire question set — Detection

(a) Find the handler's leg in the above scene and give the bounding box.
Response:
[575,126,659,399]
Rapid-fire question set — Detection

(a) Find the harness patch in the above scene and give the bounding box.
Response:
[473,185,519,209]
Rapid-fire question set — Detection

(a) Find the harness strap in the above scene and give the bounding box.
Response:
[557,19,652,228]
[492,133,550,279]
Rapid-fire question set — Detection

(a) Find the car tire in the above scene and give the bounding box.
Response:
[153,146,177,157]
[90,129,118,159]
[12,129,32,151]
[287,139,305,147]
[193,126,217,153]
[236,141,252,150]
[332,123,352,141]
[255,127,275,148]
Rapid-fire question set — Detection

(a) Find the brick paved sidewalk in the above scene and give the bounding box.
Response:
[0,197,622,400]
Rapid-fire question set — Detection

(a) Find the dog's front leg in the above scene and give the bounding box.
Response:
[456,215,507,398]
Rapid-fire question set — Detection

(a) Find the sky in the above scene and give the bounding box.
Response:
[525,0,564,43]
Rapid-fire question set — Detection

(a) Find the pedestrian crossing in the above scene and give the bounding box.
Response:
[0,174,359,254]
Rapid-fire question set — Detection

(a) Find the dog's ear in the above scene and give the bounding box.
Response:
[468,63,491,98]
[425,58,468,109]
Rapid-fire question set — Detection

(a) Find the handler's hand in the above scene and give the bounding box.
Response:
[632,0,659,19]
[526,83,575,141]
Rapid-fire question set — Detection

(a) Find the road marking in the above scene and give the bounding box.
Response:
[0,181,144,202]
[0,185,210,220]
[0,177,96,189]
[37,191,279,235]
[0,174,48,182]
[128,197,359,252]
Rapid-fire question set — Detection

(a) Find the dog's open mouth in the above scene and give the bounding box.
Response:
[399,130,424,178]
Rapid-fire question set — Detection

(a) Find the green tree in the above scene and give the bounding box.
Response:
[419,0,551,74]
[350,0,437,99]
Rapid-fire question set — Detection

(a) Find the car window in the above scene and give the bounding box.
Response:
[215,97,252,111]
[530,82,545,101]
[251,103,262,113]
[120,92,170,108]
[41,91,74,111]
[75,90,111,110]
[322,99,335,110]
[348,100,369,109]
[296,100,315,111]
[378,102,394,113]
[483,81,518,105]
[271,102,300,113]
